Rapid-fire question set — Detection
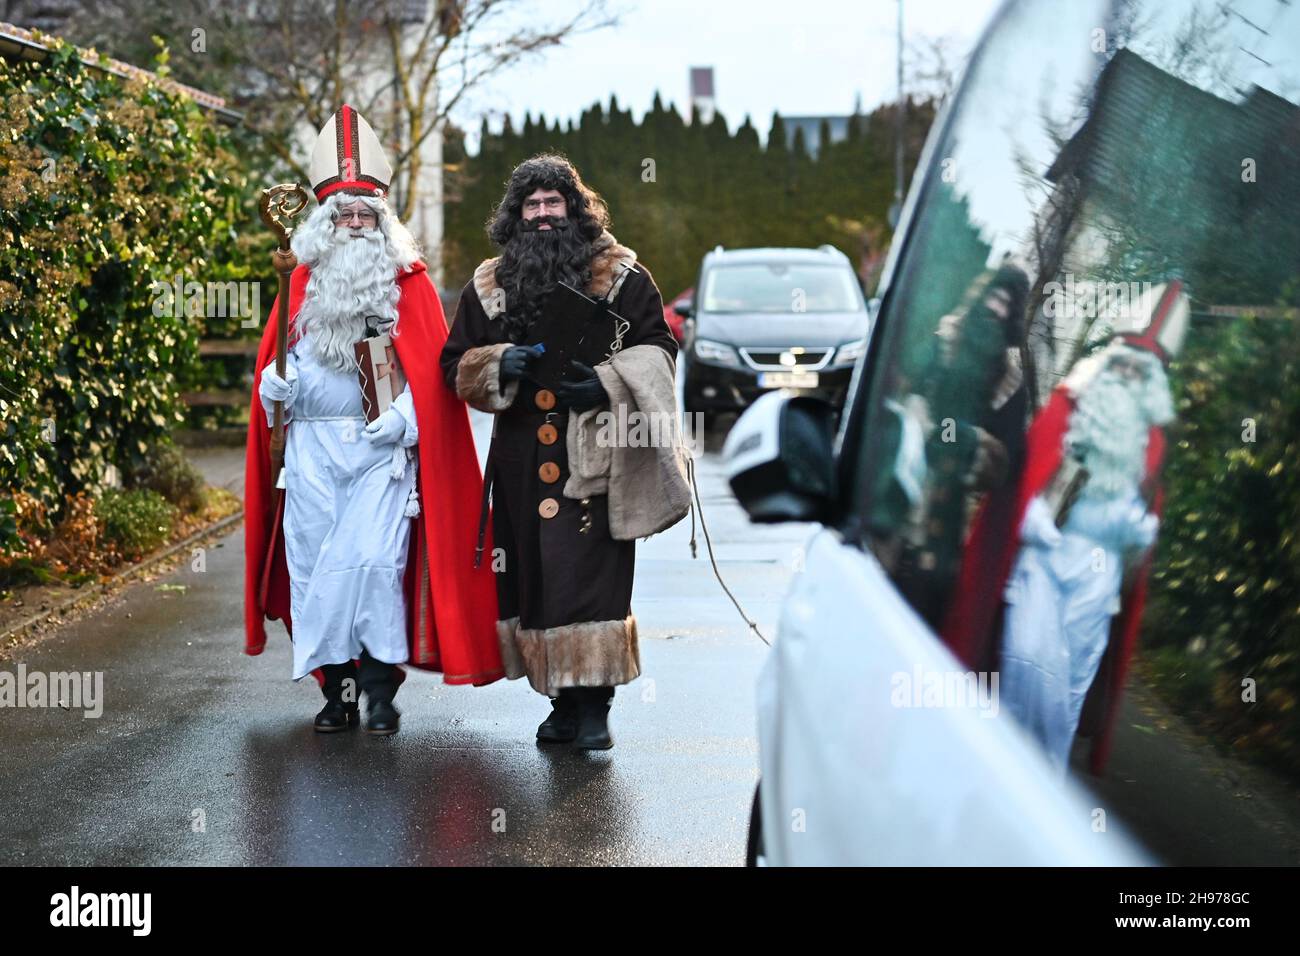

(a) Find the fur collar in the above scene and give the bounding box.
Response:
[472,229,638,319]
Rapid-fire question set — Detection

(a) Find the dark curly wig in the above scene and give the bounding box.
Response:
[486,153,611,342]
[984,263,1031,346]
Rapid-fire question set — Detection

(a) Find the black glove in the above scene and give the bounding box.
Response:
[500,345,543,385]
[555,361,608,412]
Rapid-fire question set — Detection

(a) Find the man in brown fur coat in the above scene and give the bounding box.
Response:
[441,154,680,749]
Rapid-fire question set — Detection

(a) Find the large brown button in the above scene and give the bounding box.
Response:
[535,388,556,410]
[538,497,559,519]
[537,423,558,445]
[539,461,560,483]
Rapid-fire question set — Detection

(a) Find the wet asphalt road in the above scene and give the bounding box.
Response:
[0,413,799,866]
[4,412,1299,866]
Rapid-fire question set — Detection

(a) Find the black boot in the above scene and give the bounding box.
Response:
[359,650,400,736]
[314,663,360,733]
[573,686,615,750]
[536,689,579,743]
[364,699,400,736]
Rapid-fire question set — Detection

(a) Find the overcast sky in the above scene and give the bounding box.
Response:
[453,0,1004,151]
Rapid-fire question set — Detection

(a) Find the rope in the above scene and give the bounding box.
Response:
[686,455,770,646]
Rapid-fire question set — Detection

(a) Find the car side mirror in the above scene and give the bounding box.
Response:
[673,301,693,318]
[722,391,837,523]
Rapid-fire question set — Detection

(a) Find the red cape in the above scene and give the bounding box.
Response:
[941,387,1165,774]
[243,261,504,685]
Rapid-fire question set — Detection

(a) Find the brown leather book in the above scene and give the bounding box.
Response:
[1043,454,1089,529]
[354,332,407,423]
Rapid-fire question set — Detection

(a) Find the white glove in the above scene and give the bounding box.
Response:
[363,407,406,446]
[901,393,934,441]
[388,385,419,447]
[1128,505,1160,551]
[258,359,298,424]
[1019,495,1063,549]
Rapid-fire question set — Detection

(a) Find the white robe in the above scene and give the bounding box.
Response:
[999,488,1158,771]
[261,331,419,679]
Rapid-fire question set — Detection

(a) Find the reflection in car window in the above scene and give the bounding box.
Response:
[844,0,1300,775]
[702,263,864,313]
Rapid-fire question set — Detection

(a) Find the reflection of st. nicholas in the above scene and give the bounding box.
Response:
[946,280,1189,774]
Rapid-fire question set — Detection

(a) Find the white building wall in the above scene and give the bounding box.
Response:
[291,11,445,287]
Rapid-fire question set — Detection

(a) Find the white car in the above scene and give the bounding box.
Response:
[727,394,1147,866]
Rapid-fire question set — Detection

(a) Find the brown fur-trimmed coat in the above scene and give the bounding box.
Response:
[438,229,683,695]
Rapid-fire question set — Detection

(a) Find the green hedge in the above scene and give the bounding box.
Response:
[1144,303,1300,775]
[0,38,249,551]
[96,487,177,560]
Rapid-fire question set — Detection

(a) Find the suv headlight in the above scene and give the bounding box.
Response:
[832,339,866,367]
[694,338,741,368]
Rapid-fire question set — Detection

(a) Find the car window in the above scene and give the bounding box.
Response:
[702,263,863,313]
[840,0,1300,769]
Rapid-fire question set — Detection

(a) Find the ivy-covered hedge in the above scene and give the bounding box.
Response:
[0,37,249,552]
[1144,300,1300,776]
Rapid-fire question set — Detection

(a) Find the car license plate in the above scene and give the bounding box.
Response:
[758,371,819,389]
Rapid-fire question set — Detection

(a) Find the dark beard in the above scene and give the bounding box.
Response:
[495,217,593,343]
[926,303,1007,414]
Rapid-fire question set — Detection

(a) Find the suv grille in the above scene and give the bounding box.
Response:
[738,347,833,371]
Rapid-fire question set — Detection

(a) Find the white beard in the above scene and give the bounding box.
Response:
[1066,365,1169,498]
[296,227,401,373]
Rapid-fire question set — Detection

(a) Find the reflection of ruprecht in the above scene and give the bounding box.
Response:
[945,280,1188,774]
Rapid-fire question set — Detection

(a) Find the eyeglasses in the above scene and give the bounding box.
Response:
[523,197,566,213]
[336,207,378,225]
[1109,357,1149,380]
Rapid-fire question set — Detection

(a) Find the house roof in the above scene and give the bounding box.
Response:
[1044,46,1300,304]
[1046,47,1297,202]
[0,21,242,123]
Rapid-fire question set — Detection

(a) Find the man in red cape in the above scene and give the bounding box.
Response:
[244,106,502,735]
[943,280,1188,774]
